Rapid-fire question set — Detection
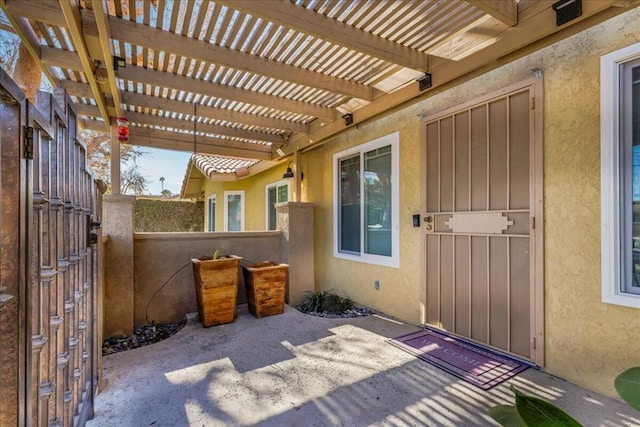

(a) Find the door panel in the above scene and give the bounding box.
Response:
[423,84,541,361]
[454,235,471,338]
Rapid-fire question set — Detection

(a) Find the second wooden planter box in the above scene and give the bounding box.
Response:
[191,255,242,327]
[242,262,288,318]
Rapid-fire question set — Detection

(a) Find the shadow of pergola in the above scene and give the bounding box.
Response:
[89,307,640,427]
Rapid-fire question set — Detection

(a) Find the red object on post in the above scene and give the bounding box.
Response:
[116,117,129,142]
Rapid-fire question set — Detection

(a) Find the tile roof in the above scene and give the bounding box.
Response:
[180,153,261,198]
[191,154,259,178]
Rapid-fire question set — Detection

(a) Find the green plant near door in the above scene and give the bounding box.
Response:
[489,367,640,426]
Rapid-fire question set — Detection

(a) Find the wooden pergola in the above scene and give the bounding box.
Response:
[1,0,636,193]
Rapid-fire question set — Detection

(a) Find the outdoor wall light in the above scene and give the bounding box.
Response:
[342,113,354,126]
[417,73,432,91]
[282,161,303,180]
[113,56,126,70]
[282,161,295,179]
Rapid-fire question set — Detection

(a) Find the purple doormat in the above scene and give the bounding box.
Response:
[388,329,528,390]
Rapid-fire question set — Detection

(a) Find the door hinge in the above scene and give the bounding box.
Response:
[530,216,535,230]
[532,337,537,349]
[24,126,34,159]
[531,97,535,110]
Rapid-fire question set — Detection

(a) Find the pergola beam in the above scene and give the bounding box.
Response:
[81,11,377,101]
[118,66,336,121]
[58,0,110,130]
[466,0,518,26]
[65,83,310,134]
[90,0,125,118]
[0,1,59,87]
[120,92,309,134]
[218,0,431,71]
[40,46,82,71]
[124,111,285,145]
[126,127,274,160]
[4,0,67,27]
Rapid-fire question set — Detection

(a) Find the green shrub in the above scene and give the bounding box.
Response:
[297,290,353,314]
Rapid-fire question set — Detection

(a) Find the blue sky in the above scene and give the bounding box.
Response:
[135,148,192,196]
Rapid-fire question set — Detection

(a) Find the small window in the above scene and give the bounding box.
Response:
[207,195,216,232]
[224,191,245,231]
[601,42,640,308]
[333,132,399,267]
[266,180,289,230]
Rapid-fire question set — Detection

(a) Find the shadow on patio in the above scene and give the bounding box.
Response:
[88,306,639,427]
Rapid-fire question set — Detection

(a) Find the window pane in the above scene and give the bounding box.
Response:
[208,198,216,231]
[629,64,640,294]
[268,187,277,231]
[227,194,242,231]
[340,156,360,253]
[364,146,392,256]
[277,184,288,203]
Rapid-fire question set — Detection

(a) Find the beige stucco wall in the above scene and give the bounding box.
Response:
[133,231,282,324]
[203,164,290,231]
[303,7,640,398]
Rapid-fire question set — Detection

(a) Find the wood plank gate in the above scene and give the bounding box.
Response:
[0,67,101,426]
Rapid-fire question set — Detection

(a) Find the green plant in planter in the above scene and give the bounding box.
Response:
[489,367,640,426]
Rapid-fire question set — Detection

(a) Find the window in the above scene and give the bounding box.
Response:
[224,191,245,231]
[333,132,399,267]
[266,180,289,230]
[207,195,216,231]
[601,42,640,308]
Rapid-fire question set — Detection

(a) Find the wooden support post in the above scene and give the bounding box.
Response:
[110,126,120,195]
[294,149,302,202]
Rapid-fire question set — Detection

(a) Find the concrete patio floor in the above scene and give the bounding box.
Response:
[88,305,640,427]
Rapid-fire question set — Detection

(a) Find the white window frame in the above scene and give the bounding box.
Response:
[207,194,216,232]
[333,132,400,268]
[224,190,245,232]
[601,41,640,308]
[265,179,290,230]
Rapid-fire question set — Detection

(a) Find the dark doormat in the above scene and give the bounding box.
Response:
[388,328,528,390]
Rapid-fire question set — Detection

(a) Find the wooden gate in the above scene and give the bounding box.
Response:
[0,67,101,426]
[422,81,544,364]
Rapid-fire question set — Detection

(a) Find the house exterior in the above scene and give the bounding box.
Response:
[181,6,640,398]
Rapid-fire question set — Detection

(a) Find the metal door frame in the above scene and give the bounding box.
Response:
[419,78,544,365]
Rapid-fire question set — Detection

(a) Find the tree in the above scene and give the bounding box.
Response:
[0,26,148,195]
[161,189,172,197]
[80,129,149,195]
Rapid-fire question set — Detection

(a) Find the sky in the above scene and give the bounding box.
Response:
[134,147,192,196]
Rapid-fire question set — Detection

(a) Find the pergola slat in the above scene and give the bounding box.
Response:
[80,12,376,101]
[117,65,336,120]
[218,0,432,71]
[0,0,628,165]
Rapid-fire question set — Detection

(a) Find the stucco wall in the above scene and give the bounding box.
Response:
[133,232,281,325]
[203,164,290,231]
[304,7,640,397]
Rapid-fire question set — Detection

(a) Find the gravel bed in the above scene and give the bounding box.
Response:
[102,321,186,355]
[103,305,371,355]
[296,306,374,318]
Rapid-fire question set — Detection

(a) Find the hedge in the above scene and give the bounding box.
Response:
[134,198,204,232]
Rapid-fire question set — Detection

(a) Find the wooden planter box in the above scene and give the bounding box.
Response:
[242,262,288,318]
[191,255,242,327]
